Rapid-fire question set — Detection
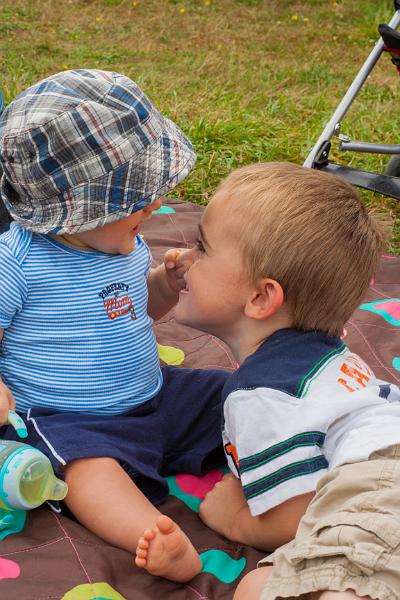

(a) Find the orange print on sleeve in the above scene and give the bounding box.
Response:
[224,442,240,476]
[338,355,373,392]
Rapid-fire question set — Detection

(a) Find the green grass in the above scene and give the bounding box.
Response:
[1,0,399,253]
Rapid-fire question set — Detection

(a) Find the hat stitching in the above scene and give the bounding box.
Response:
[2,122,183,197]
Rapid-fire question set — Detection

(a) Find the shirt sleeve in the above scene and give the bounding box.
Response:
[138,235,153,276]
[223,387,329,516]
[0,243,28,328]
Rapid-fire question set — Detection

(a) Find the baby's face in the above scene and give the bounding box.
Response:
[67,198,162,255]
[175,190,251,342]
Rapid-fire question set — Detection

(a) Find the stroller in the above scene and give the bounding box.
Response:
[304,0,400,202]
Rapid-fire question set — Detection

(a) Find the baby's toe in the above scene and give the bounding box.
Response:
[156,514,175,534]
[135,555,147,568]
[143,528,156,541]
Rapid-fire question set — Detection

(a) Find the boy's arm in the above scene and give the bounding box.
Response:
[199,473,314,551]
[147,249,191,321]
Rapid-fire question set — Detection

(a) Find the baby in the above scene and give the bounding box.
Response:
[0,69,229,583]
[136,162,400,599]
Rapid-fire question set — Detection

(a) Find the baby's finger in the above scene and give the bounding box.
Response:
[175,249,194,271]
[164,249,182,270]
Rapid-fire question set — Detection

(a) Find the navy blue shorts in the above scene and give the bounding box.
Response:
[0,366,229,506]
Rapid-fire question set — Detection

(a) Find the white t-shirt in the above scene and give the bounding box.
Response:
[222,328,400,516]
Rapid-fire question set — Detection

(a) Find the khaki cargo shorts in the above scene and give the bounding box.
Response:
[259,444,400,600]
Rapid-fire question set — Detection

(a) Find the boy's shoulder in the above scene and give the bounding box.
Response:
[0,222,33,264]
[223,328,345,400]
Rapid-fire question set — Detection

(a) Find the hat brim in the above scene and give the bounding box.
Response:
[1,116,196,234]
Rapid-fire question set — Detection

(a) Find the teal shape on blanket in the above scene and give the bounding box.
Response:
[200,549,246,583]
[0,507,26,540]
[154,206,176,214]
[393,357,400,372]
[359,298,400,327]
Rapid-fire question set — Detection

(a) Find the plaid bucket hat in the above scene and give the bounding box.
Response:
[0,69,196,234]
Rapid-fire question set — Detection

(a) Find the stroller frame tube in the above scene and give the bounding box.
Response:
[304,8,400,169]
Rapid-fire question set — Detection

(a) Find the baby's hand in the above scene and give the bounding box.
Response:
[163,248,192,295]
[0,379,16,426]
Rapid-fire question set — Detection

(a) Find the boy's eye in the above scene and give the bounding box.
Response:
[196,239,205,253]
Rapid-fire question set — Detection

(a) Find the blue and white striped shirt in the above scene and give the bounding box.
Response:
[0,223,162,414]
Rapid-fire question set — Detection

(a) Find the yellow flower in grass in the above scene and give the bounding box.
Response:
[291,15,299,21]
[179,7,186,13]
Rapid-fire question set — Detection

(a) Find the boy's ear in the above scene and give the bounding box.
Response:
[244,277,284,320]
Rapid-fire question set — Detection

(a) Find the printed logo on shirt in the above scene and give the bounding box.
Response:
[98,282,136,321]
[337,354,373,392]
[224,442,240,476]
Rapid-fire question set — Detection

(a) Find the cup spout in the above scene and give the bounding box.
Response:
[48,478,68,501]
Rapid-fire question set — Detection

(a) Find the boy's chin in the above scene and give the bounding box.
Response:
[175,307,198,330]
[174,310,191,327]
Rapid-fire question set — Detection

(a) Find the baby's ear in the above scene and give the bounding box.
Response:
[244,278,284,320]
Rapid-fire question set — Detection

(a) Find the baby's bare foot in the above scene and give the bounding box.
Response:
[135,515,202,582]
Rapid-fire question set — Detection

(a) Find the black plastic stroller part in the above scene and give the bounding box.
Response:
[304,1,400,201]
[379,23,400,74]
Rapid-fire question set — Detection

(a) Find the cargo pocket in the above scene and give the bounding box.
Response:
[285,512,400,576]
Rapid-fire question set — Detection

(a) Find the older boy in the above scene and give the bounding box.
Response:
[136,162,400,598]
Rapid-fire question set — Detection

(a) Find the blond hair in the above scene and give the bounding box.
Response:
[217,162,383,336]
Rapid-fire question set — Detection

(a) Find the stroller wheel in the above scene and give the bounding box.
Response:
[385,155,400,177]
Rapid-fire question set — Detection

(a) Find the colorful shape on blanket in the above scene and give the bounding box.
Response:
[393,357,400,371]
[359,298,400,326]
[154,206,176,214]
[157,343,185,365]
[0,557,20,579]
[167,468,226,511]
[61,582,126,600]
[200,549,246,583]
[0,507,26,540]
[176,469,226,499]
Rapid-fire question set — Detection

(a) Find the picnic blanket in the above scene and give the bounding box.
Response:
[0,200,398,600]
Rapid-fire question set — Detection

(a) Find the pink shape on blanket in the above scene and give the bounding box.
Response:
[0,557,20,579]
[175,469,224,499]
[374,300,400,320]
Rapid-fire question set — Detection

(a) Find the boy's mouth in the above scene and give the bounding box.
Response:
[180,275,189,294]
